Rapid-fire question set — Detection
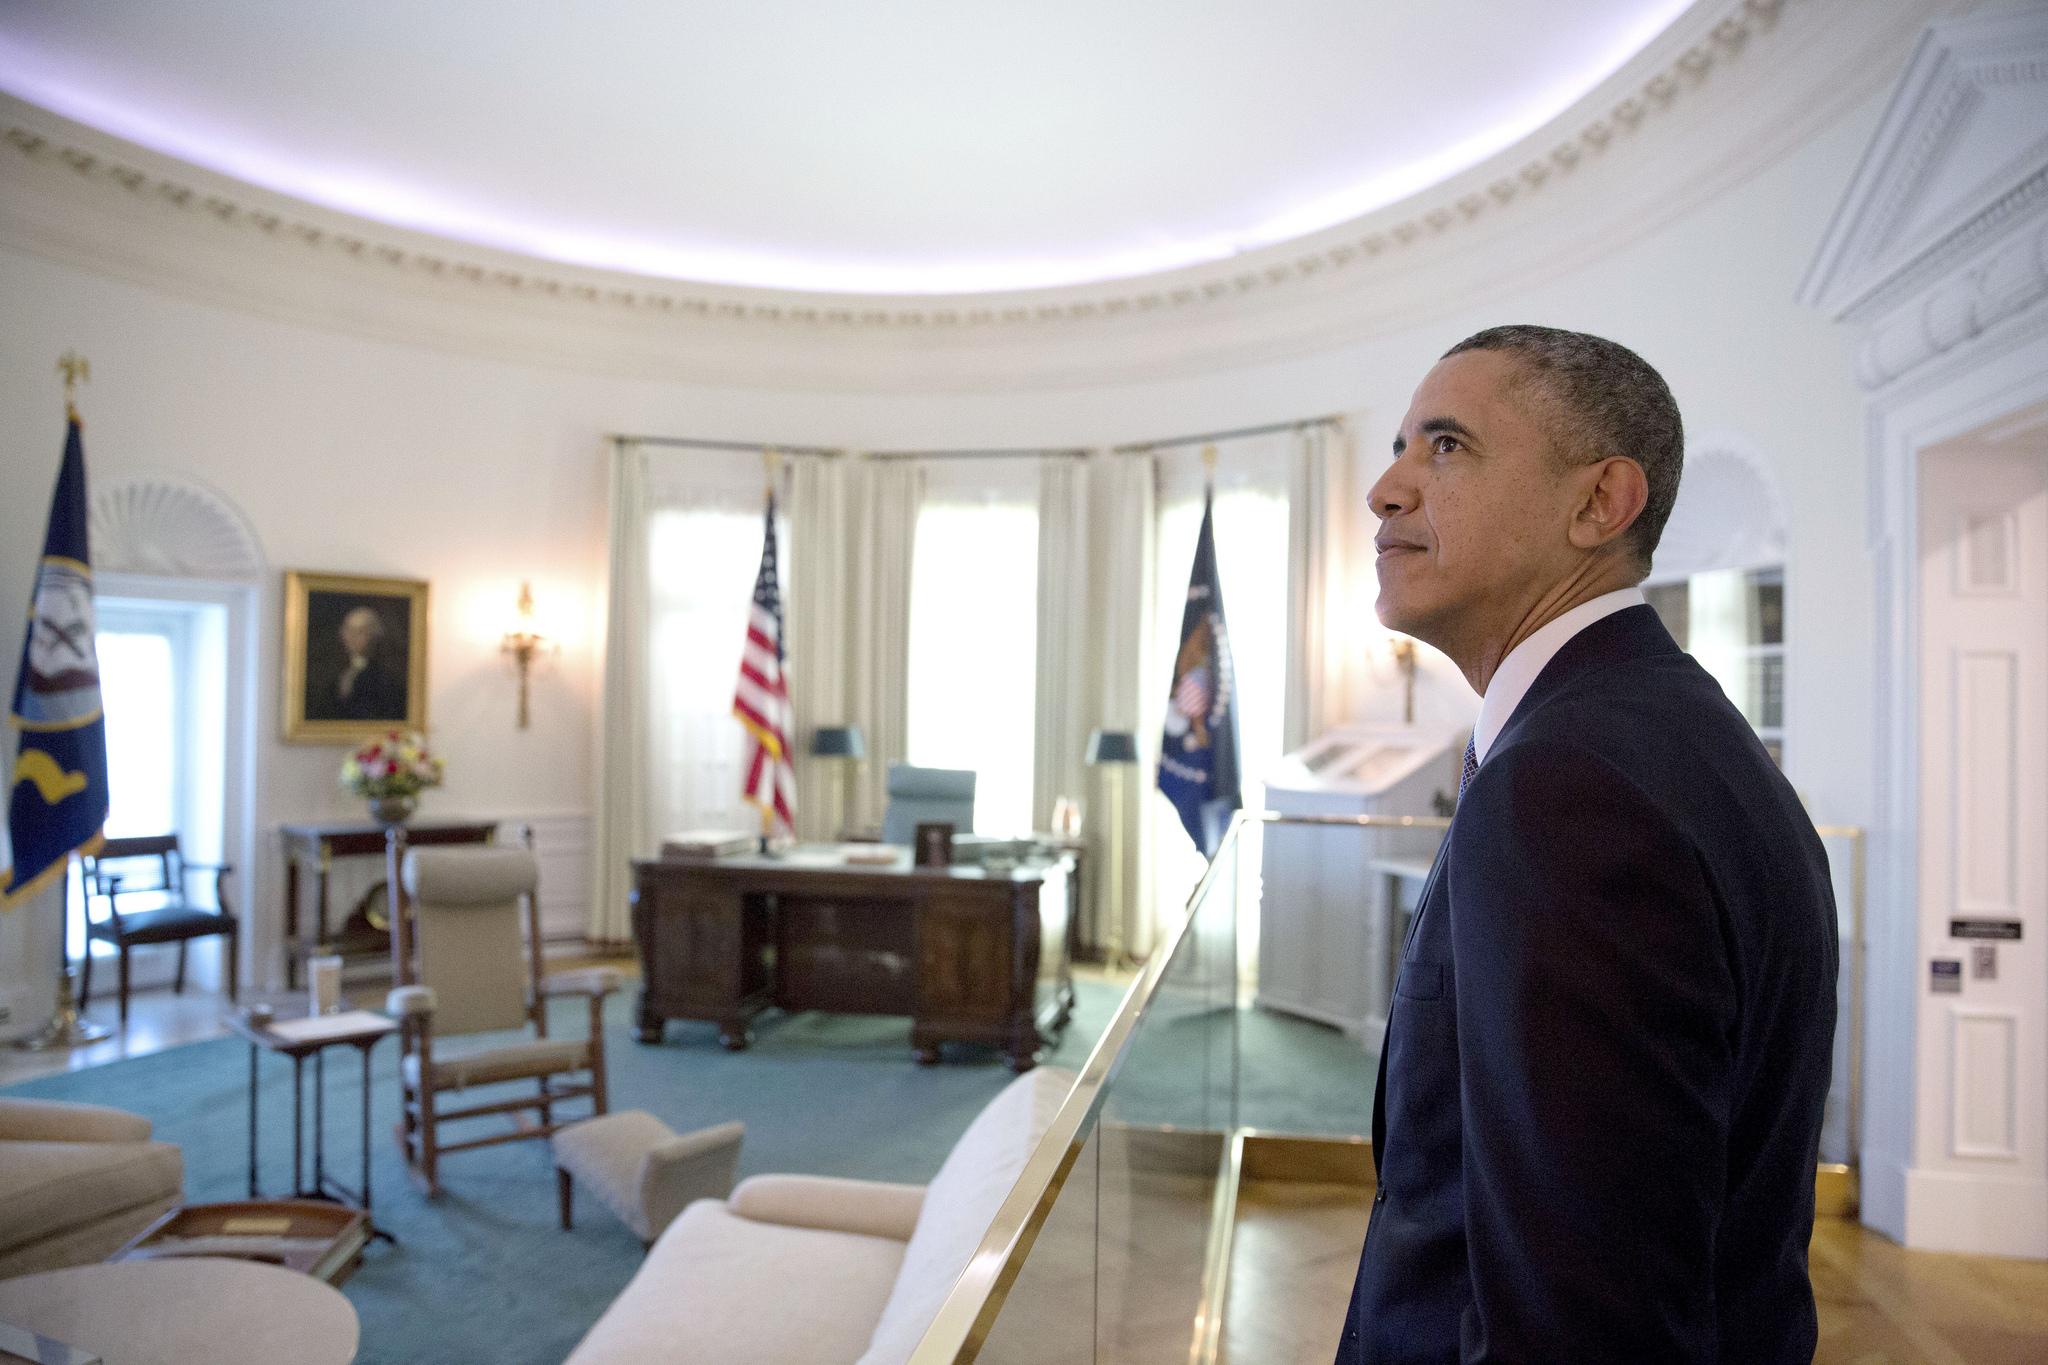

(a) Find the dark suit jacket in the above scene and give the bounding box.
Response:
[1337,605,1837,1364]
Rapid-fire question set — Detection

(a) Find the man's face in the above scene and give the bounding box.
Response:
[339,609,381,658]
[1369,350,1584,649]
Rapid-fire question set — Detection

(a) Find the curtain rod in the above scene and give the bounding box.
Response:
[610,412,1342,461]
[865,446,1089,461]
[609,434,1088,462]
[1112,413,1342,454]
[608,434,842,458]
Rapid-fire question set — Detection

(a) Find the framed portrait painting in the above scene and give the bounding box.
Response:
[282,570,429,743]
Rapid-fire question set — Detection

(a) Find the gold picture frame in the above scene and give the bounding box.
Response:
[281,570,429,743]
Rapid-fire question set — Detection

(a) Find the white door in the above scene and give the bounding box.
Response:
[1915,439,2048,1255]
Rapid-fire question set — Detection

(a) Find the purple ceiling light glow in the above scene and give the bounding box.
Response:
[0,3,1698,295]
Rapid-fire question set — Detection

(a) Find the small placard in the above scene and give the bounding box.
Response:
[1930,958,1963,994]
[1950,918,2022,941]
[221,1216,294,1235]
[1970,944,1998,981]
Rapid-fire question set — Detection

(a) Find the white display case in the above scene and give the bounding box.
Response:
[1257,725,1462,1039]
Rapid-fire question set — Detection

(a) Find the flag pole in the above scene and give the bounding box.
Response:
[14,354,112,1050]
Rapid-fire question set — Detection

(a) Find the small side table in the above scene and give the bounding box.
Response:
[226,1001,396,1238]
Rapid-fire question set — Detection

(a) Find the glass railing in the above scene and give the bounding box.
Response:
[911,810,1868,1364]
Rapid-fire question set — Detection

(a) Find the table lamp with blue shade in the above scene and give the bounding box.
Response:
[1085,730,1137,766]
[812,725,867,840]
[1085,729,1137,966]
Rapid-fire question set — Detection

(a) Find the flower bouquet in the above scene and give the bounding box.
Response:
[342,730,445,825]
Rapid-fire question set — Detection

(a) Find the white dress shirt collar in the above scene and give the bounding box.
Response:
[1473,587,1646,764]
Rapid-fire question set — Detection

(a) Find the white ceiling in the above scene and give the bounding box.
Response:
[0,0,1698,295]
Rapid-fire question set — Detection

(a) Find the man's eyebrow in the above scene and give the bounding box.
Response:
[1392,416,1476,456]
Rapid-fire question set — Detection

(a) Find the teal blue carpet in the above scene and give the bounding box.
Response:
[5,986,1372,1364]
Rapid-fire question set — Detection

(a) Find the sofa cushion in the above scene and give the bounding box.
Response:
[0,1139,183,1255]
[565,1200,906,1365]
[856,1067,1075,1365]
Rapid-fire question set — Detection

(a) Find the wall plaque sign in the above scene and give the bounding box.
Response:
[1950,918,2022,940]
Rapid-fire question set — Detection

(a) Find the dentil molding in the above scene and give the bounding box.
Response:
[0,0,1941,389]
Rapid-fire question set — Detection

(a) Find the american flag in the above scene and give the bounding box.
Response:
[732,494,795,836]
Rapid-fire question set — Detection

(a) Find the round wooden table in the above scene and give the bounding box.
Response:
[0,1259,359,1365]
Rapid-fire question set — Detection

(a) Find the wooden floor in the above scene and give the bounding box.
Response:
[1223,1183,2048,1365]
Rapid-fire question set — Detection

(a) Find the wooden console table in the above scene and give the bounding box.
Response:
[278,819,497,987]
[631,849,1075,1070]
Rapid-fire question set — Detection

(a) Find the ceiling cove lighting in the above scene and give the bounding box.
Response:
[0,3,1693,296]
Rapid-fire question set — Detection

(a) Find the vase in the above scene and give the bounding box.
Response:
[369,794,417,826]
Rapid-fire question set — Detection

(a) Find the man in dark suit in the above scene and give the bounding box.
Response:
[1337,325,1837,1363]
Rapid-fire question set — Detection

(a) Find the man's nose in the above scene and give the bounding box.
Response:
[1367,462,1412,521]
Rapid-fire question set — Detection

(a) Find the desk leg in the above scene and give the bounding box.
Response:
[314,1049,326,1196]
[292,1053,305,1198]
[247,1042,259,1197]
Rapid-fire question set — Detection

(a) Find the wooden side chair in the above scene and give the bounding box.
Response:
[77,834,238,1028]
[384,827,618,1197]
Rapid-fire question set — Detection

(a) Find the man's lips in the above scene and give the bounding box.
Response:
[1375,538,1426,558]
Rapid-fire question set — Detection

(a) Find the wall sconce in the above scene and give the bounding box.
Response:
[500,581,556,729]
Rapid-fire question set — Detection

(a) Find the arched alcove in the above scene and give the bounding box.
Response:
[1648,434,1787,585]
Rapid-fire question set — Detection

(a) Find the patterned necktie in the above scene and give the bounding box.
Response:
[1459,735,1478,800]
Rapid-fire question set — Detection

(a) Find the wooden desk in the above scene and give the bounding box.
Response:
[278,819,497,986]
[631,849,1075,1071]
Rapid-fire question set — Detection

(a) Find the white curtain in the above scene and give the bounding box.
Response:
[1285,416,1371,748]
[589,444,778,941]
[786,455,851,840]
[1091,452,1157,958]
[588,443,651,946]
[846,459,922,831]
[1033,456,1092,834]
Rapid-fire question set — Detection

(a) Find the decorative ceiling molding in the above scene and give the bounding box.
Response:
[0,0,1938,389]
[2,0,1798,329]
[90,474,265,579]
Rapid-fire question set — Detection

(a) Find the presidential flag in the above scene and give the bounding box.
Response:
[732,492,795,837]
[1158,490,1240,858]
[2,416,110,908]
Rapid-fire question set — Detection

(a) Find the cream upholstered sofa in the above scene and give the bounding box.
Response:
[0,1097,183,1279]
[565,1066,1073,1365]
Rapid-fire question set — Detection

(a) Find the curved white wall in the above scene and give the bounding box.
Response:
[1,68,1887,997]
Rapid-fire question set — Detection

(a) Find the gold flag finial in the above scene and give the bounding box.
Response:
[58,352,90,421]
[1201,443,1218,481]
[763,447,783,502]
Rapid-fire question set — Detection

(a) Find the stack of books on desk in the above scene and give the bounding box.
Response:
[660,829,756,859]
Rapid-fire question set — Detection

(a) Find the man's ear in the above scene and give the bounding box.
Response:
[1567,457,1649,552]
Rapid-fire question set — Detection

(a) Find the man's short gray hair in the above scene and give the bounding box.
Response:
[1442,324,1683,568]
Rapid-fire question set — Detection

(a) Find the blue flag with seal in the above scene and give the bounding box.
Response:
[1157,489,1240,858]
[1,416,109,909]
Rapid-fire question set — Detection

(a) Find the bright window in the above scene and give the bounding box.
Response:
[97,627,180,839]
[906,467,1040,836]
[1149,445,1291,934]
[645,502,789,836]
